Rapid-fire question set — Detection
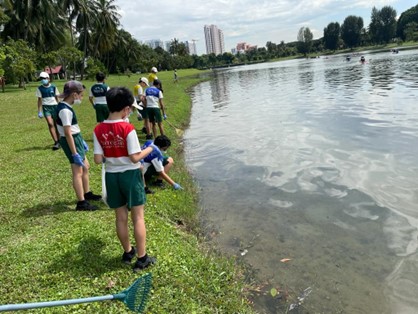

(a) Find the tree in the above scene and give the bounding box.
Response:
[3,39,35,88]
[75,0,98,79]
[56,46,83,79]
[403,22,418,41]
[297,26,313,56]
[397,4,418,40]
[91,0,120,57]
[1,0,67,51]
[369,6,397,44]
[0,0,11,26]
[323,22,340,51]
[341,15,364,48]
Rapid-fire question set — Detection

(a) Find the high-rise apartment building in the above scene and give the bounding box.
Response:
[185,40,197,55]
[204,24,225,55]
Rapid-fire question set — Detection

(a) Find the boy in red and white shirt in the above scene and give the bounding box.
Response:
[93,87,160,272]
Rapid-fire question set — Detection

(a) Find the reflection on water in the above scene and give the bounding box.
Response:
[185,50,418,313]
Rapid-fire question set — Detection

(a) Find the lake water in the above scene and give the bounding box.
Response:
[184,50,418,313]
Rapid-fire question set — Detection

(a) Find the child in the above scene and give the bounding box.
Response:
[89,72,110,123]
[143,135,182,190]
[56,81,102,211]
[147,66,158,86]
[133,77,149,134]
[144,79,166,139]
[36,72,60,150]
[93,87,159,271]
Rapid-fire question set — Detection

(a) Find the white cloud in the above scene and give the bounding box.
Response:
[115,0,415,54]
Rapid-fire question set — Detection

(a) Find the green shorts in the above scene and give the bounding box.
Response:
[146,107,162,123]
[144,156,169,181]
[59,133,86,164]
[42,105,57,119]
[94,103,109,122]
[139,105,148,119]
[106,169,146,209]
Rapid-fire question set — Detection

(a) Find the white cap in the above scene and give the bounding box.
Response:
[151,67,158,73]
[139,77,149,86]
[39,72,49,79]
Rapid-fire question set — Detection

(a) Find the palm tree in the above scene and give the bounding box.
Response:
[92,0,120,57]
[74,0,98,79]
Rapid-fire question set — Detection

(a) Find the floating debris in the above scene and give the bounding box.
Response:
[240,249,248,256]
[288,287,313,311]
[280,258,292,263]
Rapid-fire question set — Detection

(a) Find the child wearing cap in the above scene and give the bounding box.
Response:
[133,77,149,134]
[93,86,158,271]
[56,80,101,211]
[36,72,61,150]
[147,67,158,86]
[89,72,110,123]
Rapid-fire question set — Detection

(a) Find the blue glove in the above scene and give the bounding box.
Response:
[173,183,183,190]
[82,140,89,152]
[163,114,167,120]
[38,111,43,118]
[72,153,85,167]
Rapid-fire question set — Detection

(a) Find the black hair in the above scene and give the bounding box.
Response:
[96,72,106,82]
[153,79,163,93]
[154,135,171,149]
[106,87,134,113]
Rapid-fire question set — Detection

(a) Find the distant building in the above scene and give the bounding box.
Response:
[204,24,225,55]
[236,42,257,53]
[145,39,164,50]
[185,40,197,55]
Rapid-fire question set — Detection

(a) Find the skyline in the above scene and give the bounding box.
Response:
[116,0,417,55]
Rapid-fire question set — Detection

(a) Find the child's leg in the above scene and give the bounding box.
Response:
[130,205,146,258]
[45,115,58,142]
[115,205,132,252]
[144,118,151,136]
[81,158,91,194]
[157,122,164,136]
[152,122,157,138]
[71,164,85,201]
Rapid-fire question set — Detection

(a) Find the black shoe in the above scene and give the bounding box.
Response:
[84,191,102,201]
[75,200,98,211]
[145,134,153,140]
[141,127,147,134]
[153,180,164,188]
[52,142,60,150]
[144,187,154,194]
[133,255,156,272]
[122,247,136,264]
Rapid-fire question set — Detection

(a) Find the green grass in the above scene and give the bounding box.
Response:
[0,69,255,313]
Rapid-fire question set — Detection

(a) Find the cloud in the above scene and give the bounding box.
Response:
[115,0,414,54]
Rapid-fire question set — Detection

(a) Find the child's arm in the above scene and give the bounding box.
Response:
[158,170,175,186]
[129,146,154,164]
[93,133,104,164]
[37,98,43,117]
[159,98,165,117]
[93,154,103,164]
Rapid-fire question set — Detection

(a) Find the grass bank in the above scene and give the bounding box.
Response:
[0,69,255,313]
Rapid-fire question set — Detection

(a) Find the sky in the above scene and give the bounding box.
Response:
[116,0,417,55]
